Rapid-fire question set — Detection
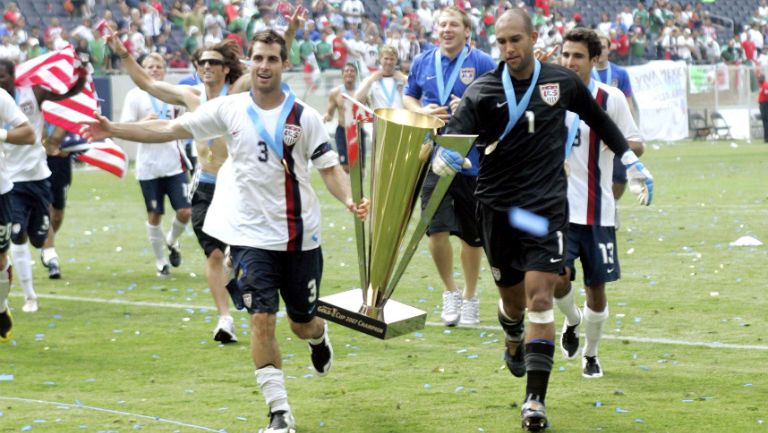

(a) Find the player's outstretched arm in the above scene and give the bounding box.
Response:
[108,35,198,108]
[318,165,369,220]
[353,70,381,105]
[80,112,192,143]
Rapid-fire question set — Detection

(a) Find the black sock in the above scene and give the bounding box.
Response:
[525,340,555,403]
[499,312,525,340]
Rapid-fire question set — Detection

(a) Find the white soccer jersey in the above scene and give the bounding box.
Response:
[173,92,339,251]
[1,85,50,183]
[121,87,185,180]
[0,88,31,194]
[367,77,404,110]
[566,81,640,227]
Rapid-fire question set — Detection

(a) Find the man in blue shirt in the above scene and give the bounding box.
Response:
[403,6,496,327]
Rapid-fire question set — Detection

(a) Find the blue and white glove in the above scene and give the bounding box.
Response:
[621,151,654,206]
[431,146,472,177]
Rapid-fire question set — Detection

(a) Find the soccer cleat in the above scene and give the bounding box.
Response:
[308,322,333,376]
[559,309,581,360]
[582,355,603,378]
[22,297,38,313]
[458,296,480,326]
[264,410,296,433]
[440,290,462,326]
[156,264,170,277]
[521,395,549,432]
[213,316,238,343]
[168,242,182,267]
[504,336,527,378]
[0,304,13,343]
[47,258,62,280]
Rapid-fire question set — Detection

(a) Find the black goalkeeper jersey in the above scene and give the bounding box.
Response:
[445,61,630,222]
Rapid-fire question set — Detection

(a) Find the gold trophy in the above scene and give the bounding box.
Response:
[316,97,477,339]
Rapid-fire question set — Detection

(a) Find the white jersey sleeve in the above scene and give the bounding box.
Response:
[604,85,641,143]
[300,103,337,169]
[0,88,28,129]
[172,96,229,142]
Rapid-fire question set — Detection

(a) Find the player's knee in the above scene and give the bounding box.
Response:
[288,319,316,339]
[176,207,191,222]
[29,238,45,249]
[10,231,26,245]
[528,291,554,314]
[208,248,224,262]
[250,313,277,341]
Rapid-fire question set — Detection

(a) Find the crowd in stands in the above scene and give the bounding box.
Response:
[3,0,768,75]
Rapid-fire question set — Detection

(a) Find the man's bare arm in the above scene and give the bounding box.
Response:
[80,112,193,143]
[3,122,36,145]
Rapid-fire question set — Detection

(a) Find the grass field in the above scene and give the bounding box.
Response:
[1,139,767,433]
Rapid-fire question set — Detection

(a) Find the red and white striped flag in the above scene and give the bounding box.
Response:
[14,46,77,95]
[76,139,128,178]
[41,76,99,135]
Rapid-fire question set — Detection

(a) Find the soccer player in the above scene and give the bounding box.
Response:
[40,124,79,280]
[120,52,192,278]
[594,32,645,200]
[110,36,243,339]
[403,6,496,327]
[0,58,86,314]
[324,61,361,172]
[0,87,37,342]
[81,30,369,433]
[433,9,653,431]
[554,28,648,379]
[353,45,407,110]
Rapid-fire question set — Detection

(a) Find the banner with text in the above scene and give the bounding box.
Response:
[628,61,689,141]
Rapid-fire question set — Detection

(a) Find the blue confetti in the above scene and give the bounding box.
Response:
[508,207,549,236]
[423,384,432,389]
[53,315,62,320]
[634,419,645,424]
[33,419,46,424]
[320,421,326,427]
[467,354,478,360]
[639,365,651,371]
[303,374,314,379]
[455,386,465,392]
[0,374,13,381]
[594,401,602,408]
[413,332,423,338]
[682,400,694,403]
[236,417,247,421]
[558,366,566,372]
[744,383,753,387]
[615,407,630,413]
[21,426,32,431]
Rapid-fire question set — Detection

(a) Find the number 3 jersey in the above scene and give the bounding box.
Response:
[564,80,640,227]
[173,92,338,252]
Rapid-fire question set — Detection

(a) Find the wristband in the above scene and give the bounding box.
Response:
[0,128,7,142]
[620,149,639,167]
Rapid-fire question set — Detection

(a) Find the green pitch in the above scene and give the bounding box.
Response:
[1,140,766,432]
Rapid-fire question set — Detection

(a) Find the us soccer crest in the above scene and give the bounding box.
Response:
[539,83,560,106]
[283,124,302,146]
[460,68,475,85]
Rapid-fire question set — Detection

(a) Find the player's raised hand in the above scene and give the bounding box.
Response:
[286,4,308,34]
[534,45,560,62]
[79,112,114,142]
[106,34,129,58]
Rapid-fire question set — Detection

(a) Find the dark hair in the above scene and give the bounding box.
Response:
[193,39,244,84]
[564,27,603,59]
[250,29,287,62]
[0,58,15,78]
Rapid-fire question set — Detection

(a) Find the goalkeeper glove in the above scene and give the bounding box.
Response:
[431,146,471,177]
[621,151,654,206]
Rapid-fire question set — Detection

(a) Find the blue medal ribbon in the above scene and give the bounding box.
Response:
[591,65,612,86]
[498,60,542,143]
[149,95,169,119]
[246,83,295,164]
[377,77,397,107]
[434,46,469,106]
[565,80,596,158]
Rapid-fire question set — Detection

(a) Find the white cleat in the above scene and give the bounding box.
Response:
[22,297,39,313]
[213,315,238,343]
[458,296,480,326]
[441,290,462,326]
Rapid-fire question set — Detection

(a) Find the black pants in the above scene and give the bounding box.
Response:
[760,102,768,142]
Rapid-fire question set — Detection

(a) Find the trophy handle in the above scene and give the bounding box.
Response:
[383,134,477,300]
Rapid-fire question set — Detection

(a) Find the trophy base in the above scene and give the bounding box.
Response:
[316,289,426,339]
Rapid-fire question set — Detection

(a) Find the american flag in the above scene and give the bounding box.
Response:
[15,48,126,177]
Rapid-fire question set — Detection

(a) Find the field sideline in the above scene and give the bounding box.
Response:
[1,139,766,433]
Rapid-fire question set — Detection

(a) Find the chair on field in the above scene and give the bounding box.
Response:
[710,111,732,140]
[689,111,711,139]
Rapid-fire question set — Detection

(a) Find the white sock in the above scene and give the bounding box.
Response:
[42,247,58,264]
[166,217,187,246]
[555,285,581,326]
[255,366,290,413]
[10,243,36,300]
[146,222,168,268]
[0,262,10,313]
[583,304,609,357]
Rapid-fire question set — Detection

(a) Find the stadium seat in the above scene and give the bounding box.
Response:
[710,111,733,140]
[689,111,711,140]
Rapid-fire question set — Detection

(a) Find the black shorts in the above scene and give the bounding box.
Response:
[613,154,627,184]
[227,246,323,323]
[0,192,11,253]
[47,155,73,210]
[478,203,566,287]
[191,181,227,257]
[10,180,52,246]
[334,125,366,167]
[138,172,191,214]
[566,223,620,286]
[420,170,482,247]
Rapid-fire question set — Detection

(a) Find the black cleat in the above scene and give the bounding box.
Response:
[504,337,527,378]
[582,355,603,378]
[521,395,549,432]
[168,243,182,267]
[560,311,581,360]
[0,307,13,343]
[47,258,61,280]
[156,264,170,277]
[308,322,333,376]
[265,410,295,433]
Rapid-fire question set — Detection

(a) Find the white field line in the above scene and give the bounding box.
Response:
[17,293,768,351]
[0,396,223,432]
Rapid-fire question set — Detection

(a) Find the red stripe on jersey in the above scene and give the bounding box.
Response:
[283,103,304,251]
[586,88,609,225]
